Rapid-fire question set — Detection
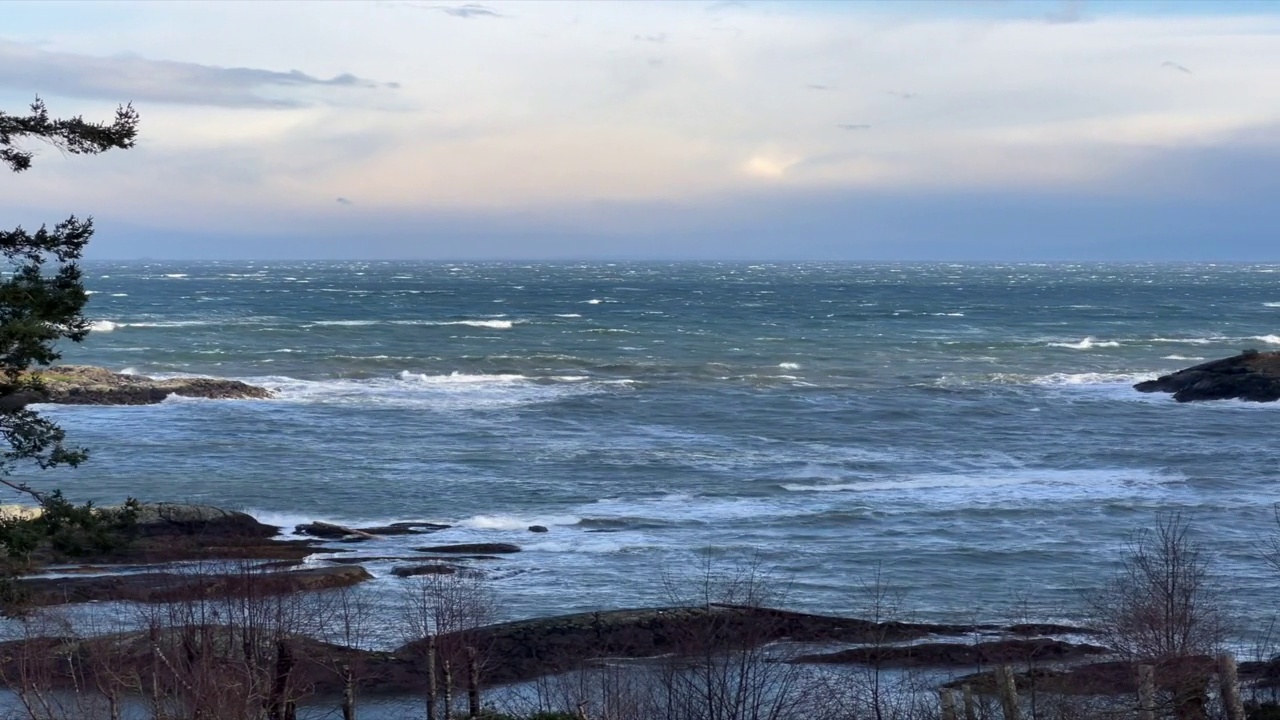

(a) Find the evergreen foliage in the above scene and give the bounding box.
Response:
[0,97,138,500]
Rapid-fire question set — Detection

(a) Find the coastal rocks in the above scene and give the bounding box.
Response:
[528,525,549,533]
[395,605,1089,686]
[390,564,458,577]
[68,503,326,565]
[1134,350,1280,402]
[414,543,520,554]
[793,638,1109,667]
[24,365,272,406]
[14,565,372,607]
[295,520,450,540]
[131,503,278,539]
[295,521,377,541]
[355,521,450,535]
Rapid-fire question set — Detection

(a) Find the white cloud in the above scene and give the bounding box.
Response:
[4,1,1280,230]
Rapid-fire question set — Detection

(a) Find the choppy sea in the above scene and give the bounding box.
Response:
[28,262,1280,635]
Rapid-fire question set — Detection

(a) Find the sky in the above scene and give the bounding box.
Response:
[2,0,1279,261]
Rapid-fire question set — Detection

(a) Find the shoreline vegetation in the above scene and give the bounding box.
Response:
[1,501,1280,719]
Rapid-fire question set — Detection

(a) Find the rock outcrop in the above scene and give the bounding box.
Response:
[414,543,521,554]
[23,366,272,406]
[15,565,372,606]
[1135,350,1280,402]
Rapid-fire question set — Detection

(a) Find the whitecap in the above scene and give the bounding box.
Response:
[1047,337,1120,350]
[1264,303,1280,308]
[778,362,801,370]
[89,320,118,332]
[1162,355,1205,361]
[163,274,188,279]
[1033,371,1156,386]
[555,313,582,318]
[110,293,129,297]
[85,290,99,295]
[1250,334,1280,345]
[585,299,603,304]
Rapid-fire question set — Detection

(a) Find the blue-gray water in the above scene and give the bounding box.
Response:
[30,262,1280,632]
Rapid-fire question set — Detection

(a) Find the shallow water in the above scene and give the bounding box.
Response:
[28,261,1280,634]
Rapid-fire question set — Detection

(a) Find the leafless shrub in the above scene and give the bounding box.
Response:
[399,568,497,719]
[1086,512,1228,720]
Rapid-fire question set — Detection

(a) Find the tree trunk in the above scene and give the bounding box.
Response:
[467,646,481,718]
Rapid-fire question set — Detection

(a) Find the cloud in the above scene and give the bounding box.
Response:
[0,40,397,108]
[1045,0,1088,25]
[432,4,502,18]
[5,1,1280,260]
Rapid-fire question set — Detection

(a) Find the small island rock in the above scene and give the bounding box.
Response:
[1134,350,1280,402]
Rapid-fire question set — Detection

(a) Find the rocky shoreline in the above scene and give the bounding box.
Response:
[8,365,272,407]
[5,501,1280,702]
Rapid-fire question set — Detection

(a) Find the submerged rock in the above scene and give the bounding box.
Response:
[793,638,1108,667]
[296,521,377,541]
[528,525,549,533]
[22,366,272,406]
[390,564,458,577]
[414,543,521,554]
[1135,350,1280,402]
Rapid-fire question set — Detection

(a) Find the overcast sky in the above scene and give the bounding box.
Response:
[2,0,1278,260]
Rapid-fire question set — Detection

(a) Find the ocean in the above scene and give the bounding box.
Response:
[30,261,1280,637]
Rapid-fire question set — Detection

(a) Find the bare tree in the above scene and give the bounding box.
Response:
[399,569,497,719]
[1086,512,1227,720]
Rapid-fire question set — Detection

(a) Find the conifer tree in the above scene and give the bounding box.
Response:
[0,97,138,501]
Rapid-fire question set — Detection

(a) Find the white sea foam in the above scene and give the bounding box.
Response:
[1032,372,1157,386]
[89,320,119,332]
[457,513,582,531]
[1150,337,1217,345]
[1250,334,1280,345]
[585,299,603,304]
[313,320,380,326]
[555,313,582,318]
[247,370,607,410]
[1264,303,1280,308]
[778,362,801,370]
[437,320,513,329]
[110,293,129,297]
[163,274,188,279]
[1162,355,1205,361]
[1047,337,1120,349]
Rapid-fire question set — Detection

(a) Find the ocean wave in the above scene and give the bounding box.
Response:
[1162,355,1204,361]
[1047,337,1120,349]
[1032,372,1156,386]
[89,320,119,332]
[781,468,1183,504]
[457,513,582,531]
[778,362,801,370]
[1264,303,1280,308]
[1250,335,1280,345]
[555,313,582,318]
[245,370,621,410]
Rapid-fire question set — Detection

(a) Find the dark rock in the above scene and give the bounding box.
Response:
[950,655,1217,696]
[395,604,1073,686]
[528,525,549,533]
[390,564,458,577]
[51,503,327,566]
[355,522,451,535]
[14,565,372,607]
[793,638,1109,667]
[1135,351,1280,402]
[414,543,521,554]
[296,521,377,540]
[23,366,273,406]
